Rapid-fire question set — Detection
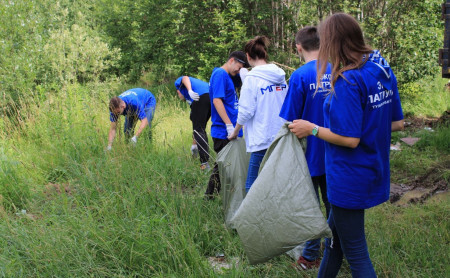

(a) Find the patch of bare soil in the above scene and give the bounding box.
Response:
[390,112,449,205]
[44,182,74,198]
[403,110,449,131]
[390,165,449,206]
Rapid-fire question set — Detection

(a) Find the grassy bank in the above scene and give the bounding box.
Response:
[0,75,448,277]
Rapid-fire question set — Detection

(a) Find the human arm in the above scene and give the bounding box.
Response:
[239,68,249,83]
[288,119,360,149]
[107,121,118,149]
[391,119,404,132]
[134,117,148,138]
[236,79,256,125]
[177,90,185,101]
[228,123,243,140]
[213,97,235,138]
[182,76,199,101]
[213,98,232,125]
[181,76,193,91]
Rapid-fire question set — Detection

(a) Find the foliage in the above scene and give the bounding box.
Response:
[0,1,448,276]
[361,0,443,83]
[0,0,121,106]
[399,74,450,117]
[1,0,445,101]
[43,22,121,86]
[0,79,448,277]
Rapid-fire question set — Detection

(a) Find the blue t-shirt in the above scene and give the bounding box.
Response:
[209,67,242,139]
[279,61,331,177]
[109,88,156,122]
[174,76,209,102]
[324,59,403,209]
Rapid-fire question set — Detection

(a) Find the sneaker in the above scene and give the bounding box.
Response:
[200,162,210,171]
[293,256,320,270]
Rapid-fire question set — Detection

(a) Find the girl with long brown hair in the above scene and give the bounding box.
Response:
[289,13,404,277]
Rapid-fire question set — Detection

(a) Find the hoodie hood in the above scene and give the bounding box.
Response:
[247,63,286,84]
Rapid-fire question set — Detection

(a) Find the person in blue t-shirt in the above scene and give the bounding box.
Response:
[280,26,331,271]
[107,88,157,150]
[205,51,248,200]
[289,14,404,277]
[174,76,211,170]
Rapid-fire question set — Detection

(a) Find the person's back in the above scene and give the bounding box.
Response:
[287,14,404,278]
[239,63,287,152]
[324,50,403,209]
[228,36,287,192]
[281,61,330,177]
[281,26,331,270]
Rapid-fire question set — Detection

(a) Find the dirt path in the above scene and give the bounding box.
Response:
[389,111,449,205]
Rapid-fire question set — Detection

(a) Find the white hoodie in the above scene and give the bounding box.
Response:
[237,63,288,152]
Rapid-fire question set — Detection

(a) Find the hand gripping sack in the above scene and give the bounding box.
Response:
[217,138,251,228]
[230,123,332,264]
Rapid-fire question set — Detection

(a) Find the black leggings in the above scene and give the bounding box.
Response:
[190,94,211,164]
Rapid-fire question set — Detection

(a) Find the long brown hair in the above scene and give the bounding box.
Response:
[244,36,270,61]
[317,13,372,91]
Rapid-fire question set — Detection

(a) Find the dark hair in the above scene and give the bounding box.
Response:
[244,36,270,61]
[109,96,121,113]
[229,51,249,67]
[295,26,320,51]
[317,13,372,90]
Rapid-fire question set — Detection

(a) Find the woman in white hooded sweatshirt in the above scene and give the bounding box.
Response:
[228,36,288,192]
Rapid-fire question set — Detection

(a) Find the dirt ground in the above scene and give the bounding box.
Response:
[389,111,449,205]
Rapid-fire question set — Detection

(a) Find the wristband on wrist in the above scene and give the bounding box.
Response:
[312,125,319,137]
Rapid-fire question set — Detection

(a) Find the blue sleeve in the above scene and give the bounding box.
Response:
[211,71,226,99]
[329,75,363,138]
[279,72,304,121]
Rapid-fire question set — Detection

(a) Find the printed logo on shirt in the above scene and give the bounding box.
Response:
[369,81,394,109]
[120,90,138,97]
[260,84,287,95]
[309,73,331,92]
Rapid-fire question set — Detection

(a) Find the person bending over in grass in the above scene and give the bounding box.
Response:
[174,76,211,170]
[279,26,331,271]
[288,13,404,277]
[107,88,157,150]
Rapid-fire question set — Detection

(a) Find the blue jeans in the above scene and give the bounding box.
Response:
[302,174,330,261]
[124,105,156,141]
[245,149,267,192]
[318,204,376,278]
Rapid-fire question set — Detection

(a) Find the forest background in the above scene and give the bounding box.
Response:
[0,0,449,277]
[1,0,444,102]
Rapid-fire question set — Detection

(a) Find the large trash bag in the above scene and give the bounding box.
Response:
[217,138,251,228]
[230,123,332,264]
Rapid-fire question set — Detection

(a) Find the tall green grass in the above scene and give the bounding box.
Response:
[0,77,448,277]
[400,74,450,117]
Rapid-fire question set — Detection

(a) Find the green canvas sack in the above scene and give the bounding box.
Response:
[230,123,332,264]
[217,138,251,228]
